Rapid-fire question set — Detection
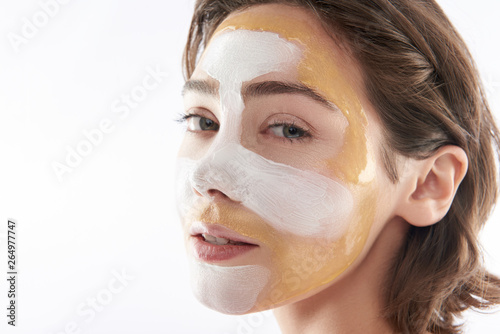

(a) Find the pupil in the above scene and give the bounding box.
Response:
[201,118,214,130]
[285,126,299,137]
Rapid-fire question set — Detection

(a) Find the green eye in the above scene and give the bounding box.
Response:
[283,125,303,138]
[271,124,306,139]
[199,117,219,131]
[185,115,219,132]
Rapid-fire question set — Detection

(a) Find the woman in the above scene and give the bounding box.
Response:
[176,0,500,333]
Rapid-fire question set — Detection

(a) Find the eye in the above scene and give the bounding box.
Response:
[270,123,307,139]
[193,116,219,131]
[180,114,220,132]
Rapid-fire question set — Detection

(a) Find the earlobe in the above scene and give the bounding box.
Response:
[397,145,468,227]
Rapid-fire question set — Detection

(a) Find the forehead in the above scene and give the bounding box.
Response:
[214,3,332,50]
[201,28,302,84]
[208,4,362,113]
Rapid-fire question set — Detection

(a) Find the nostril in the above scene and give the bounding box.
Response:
[207,189,230,199]
[192,187,229,200]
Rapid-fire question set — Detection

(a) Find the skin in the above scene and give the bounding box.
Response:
[178,4,468,334]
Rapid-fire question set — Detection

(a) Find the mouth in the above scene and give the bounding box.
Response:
[189,222,259,262]
[199,233,250,246]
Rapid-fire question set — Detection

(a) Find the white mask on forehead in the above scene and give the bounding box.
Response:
[177,29,354,239]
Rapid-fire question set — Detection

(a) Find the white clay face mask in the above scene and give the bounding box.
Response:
[190,260,271,314]
[177,143,353,238]
[177,6,378,314]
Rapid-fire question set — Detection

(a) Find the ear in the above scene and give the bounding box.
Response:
[396,145,468,227]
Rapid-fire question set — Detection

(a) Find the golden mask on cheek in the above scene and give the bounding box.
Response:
[177,5,379,314]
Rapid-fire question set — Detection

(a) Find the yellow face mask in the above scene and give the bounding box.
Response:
[178,4,381,314]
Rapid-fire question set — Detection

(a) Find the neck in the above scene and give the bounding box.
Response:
[273,218,408,334]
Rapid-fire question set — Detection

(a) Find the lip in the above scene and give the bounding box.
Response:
[189,221,259,262]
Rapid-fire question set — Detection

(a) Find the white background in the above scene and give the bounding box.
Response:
[0,0,499,333]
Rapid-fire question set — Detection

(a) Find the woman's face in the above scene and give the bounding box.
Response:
[177,4,397,314]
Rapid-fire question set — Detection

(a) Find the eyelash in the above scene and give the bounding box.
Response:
[176,113,199,124]
[176,113,311,144]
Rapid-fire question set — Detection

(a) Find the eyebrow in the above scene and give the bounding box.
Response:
[243,81,336,109]
[182,79,219,96]
[182,79,338,111]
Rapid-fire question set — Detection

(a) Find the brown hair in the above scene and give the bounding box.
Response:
[183,0,500,333]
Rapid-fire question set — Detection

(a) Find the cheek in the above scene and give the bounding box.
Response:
[177,134,214,161]
[325,120,374,184]
[254,182,379,309]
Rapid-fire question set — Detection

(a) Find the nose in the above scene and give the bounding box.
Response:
[189,144,244,203]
